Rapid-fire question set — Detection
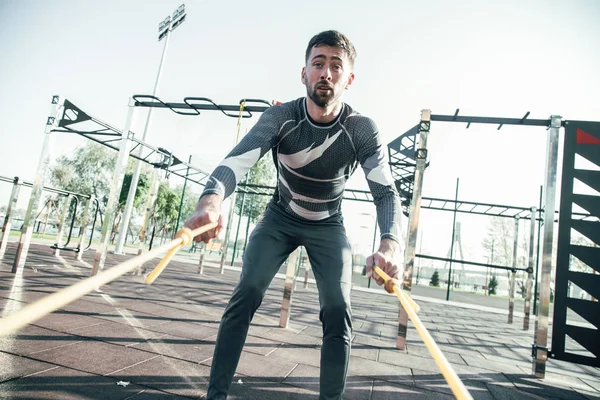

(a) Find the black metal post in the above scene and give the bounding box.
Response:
[148,225,156,251]
[174,155,192,235]
[489,240,494,295]
[242,195,254,256]
[446,178,459,301]
[416,231,423,285]
[533,185,543,315]
[368,217,378,288]
[231,192,246,266]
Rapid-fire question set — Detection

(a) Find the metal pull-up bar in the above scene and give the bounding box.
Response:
[432,109,554,128]
[132,95,272,115]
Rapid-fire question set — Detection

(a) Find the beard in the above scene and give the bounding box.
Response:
[306,81,338,108]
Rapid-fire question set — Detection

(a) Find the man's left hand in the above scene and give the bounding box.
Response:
[366,238,401,286]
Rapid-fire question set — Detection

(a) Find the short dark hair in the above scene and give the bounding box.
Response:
[305,30,356,67]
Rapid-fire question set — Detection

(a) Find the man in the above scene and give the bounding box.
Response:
[185,30,403,400]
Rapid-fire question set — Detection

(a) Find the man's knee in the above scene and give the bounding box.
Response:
[320,299,352,334]
[229,278,268,312]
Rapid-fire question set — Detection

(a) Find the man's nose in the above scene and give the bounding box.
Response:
[320,67,332,80]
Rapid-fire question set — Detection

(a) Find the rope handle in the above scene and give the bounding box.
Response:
[145,223,218,285]
[373,267,420,313]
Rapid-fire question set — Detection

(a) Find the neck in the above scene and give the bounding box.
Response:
[305,98,343,124]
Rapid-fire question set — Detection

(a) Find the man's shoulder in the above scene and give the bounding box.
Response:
[269,98,304,119]
[256,98,304,132]
[341,104,378,135]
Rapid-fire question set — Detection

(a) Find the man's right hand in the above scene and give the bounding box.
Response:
[183,194,224,243]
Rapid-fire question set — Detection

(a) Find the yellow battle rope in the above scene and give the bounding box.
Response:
[373,267,473,400]
[1,223,468,400]
[0,223,217,337]
[235,99,247,144]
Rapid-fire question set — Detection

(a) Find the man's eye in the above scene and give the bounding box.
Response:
[314,63,322,67]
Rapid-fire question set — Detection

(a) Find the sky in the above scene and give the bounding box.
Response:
[0,0,599,266]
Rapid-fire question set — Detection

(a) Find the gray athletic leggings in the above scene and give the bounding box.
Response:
[206,202,353,400]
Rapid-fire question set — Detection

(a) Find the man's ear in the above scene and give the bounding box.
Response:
[345,72,355,90]
[301,67,306,85]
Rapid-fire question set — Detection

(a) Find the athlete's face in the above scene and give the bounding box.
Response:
[302,45,354,108]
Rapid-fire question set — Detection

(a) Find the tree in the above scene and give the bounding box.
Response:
[571,234,594,272]
[235,151,276,223]
[482,217,514,268]
[50,142,156,243]
[488,275,498,295]
[50,143,115,205]
[482,217,527,289]
[176,186,200,224]
[119,173,150,210]
[152,182,181,238]
[517,279,527,299]
[430,270,440,287]
[50,143,116,233]
[110,172,151,242]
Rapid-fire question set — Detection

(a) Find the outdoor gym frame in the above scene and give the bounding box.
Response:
[0,175,98,263]
[394,109,599,377]
[7,94,397,278]
[7,95,598,379]
[8,95,276,277]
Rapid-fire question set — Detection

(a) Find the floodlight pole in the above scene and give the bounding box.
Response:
[115,5,186,254]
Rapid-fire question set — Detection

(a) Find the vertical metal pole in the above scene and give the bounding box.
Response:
[593,247,598,302]
[416,231,423,285]
[148,224,156,251]
[593,245,598,302]
[242,195,254,256]
[220,198,236,274]
[533,186,543,315]
[397,109,430,350]
[486,240,493,296]
[137,168,160,255]
[41,200,51,237]
[174,155,192,235]
[12,96,62,272]
[368,217,378,288]
[54,194,71,257]
[115,29,172,254]
[533,115,561,378]
[303,254,311,289]
[484,261,489,296]
[231,192,246,265]
[294,247,304,290]
[524,207,536,330]
[0,177,21,258]
[91,99,136,276]
[198,243,206,274]
[280,247,300,328]
[508,216,520,324]
[220,103,248,273]
[446,178,459,301]
[76,195,94,261]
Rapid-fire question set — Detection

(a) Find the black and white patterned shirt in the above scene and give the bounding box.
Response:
[202,97,402,243]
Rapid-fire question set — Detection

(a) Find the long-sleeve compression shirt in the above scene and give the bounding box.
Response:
[201,97,402,243]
